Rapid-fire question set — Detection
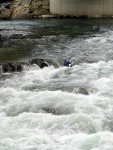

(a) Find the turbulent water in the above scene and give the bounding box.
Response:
[0,19,113,150]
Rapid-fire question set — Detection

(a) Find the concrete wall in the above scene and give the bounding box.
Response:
[50,0,113,18]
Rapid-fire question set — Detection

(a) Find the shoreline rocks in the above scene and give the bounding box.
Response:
[0,0,50,19]
[10,0,50,19]
[0,1,12,19]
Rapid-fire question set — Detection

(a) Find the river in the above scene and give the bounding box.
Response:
[0,19,113,150]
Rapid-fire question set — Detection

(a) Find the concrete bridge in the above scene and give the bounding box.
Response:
[50,0,113,18]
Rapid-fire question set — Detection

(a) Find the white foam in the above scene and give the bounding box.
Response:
[1,23,113,149]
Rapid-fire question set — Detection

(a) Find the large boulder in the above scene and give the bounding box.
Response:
[29,58,48,68]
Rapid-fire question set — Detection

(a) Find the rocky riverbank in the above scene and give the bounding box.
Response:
[0,1,11,19]
[0,0,50,19]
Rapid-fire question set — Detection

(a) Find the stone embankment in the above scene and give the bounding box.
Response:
[0,0,50,19]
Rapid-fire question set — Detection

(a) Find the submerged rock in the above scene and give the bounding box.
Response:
[0,58,49,73]
[42,107,56,115]
[1,62,23,73]
[78,88,89,95]
[73,87,89,95]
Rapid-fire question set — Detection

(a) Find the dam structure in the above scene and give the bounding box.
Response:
[50,0,113,18]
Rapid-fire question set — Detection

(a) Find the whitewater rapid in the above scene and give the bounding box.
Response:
[0,19,113,149]
[0,60,113,149]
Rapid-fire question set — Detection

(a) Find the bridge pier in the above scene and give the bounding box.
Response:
[50,0,113,18]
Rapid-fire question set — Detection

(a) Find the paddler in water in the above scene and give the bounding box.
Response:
[63,59,72,67]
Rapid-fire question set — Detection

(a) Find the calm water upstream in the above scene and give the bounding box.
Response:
[0,19,113,150]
